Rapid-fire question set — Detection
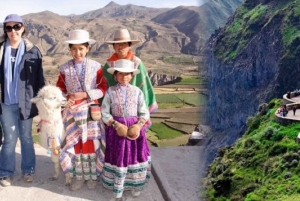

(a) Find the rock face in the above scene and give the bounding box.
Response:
[202,0,300,164]
[206,17,282,132]
[148,71,181,86]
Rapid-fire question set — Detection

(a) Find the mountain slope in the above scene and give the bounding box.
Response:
[0,1,242,58]
[152,0,243,54]
[204,99,300,200]
[73,1,169,19]
[203,0,300,198]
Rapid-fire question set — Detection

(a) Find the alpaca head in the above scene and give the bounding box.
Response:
[31,85,66,114]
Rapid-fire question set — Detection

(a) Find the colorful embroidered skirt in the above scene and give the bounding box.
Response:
[102,116,151,197]
[60,101,106,175]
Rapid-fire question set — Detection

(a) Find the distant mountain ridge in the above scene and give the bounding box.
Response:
[0,1,243,58]
[75,1,170,19]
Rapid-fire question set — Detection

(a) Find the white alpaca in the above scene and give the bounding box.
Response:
[31,85,71,185]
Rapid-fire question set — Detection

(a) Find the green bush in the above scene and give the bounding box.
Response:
[268,100,276,109]
[258,103,268,115]
[262,126,277,140]
[271,130,285,141]
[246,116,254,127]
[247,117,261,133]
[269,144,287,156]
[244,138,256,148]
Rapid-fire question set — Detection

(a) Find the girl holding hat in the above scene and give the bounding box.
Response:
[56,29,107,191]
[101,59,151,200]
[0,14,45,186]
[103,29,158,128]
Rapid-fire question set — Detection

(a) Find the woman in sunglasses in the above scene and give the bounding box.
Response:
[0,14,45,187]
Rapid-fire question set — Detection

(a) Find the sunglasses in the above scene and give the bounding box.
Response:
[5,23,23,32]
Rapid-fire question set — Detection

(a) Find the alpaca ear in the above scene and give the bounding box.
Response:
[31,97,39,104]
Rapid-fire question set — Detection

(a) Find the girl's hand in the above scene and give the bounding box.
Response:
[66,92,87,108]
[115,122,128,137]
[127,124,141,140]
[66,99,75,108]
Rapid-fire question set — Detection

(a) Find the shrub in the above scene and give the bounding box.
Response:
[244,138,256,148]
[268,100,276,109]
[247,117,261,133]
[269,144,288,156]
[271,132,285,142]
[212,163,228,177]
[212,177,232,197]
[258,103,268,115]
[262,127,277,140]
[218,147,228,157]
[246,116,254,127]
[241,183,260,197]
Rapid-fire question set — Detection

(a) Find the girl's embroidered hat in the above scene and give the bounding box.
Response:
[64,29,96,45]
[107,59,140,75]
[105,29,140,45]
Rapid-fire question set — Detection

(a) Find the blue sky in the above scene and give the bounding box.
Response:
[0,0,206,23]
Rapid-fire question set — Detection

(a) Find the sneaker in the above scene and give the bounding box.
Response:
[131,190,141,197]
[23,174,33,183]
[0,177,11,187]
[70,179,85,191]
[87,179,96,190]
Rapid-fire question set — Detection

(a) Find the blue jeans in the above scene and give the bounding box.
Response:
[0,104,35,177]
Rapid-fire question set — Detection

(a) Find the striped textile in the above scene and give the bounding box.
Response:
[60,100,106,174]
[102,157,151,196]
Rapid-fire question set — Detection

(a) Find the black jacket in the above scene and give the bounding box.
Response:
[0,37,45,119]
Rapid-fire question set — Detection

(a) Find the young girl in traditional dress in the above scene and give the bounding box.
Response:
[56,29,107,190]
[101,59,151,200]
[103,29,158,128]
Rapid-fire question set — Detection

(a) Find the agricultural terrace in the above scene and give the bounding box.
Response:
[148,75,207,147]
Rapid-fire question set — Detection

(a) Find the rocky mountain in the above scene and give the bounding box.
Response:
[74,1,170,19]
[203,0,300,164]
[151,0,243,55]
[0,1,242,59]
